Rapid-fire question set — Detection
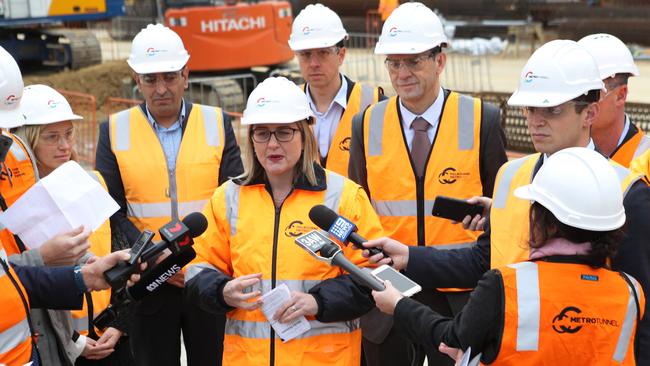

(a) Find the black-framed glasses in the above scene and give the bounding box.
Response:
[251,127,300,143]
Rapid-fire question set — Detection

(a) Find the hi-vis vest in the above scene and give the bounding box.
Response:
[490,153,642,269]
[0,248,32,365]
[71,171,112,337]
[186,170,382,366]
[109,104,225,237]
[494,261,643,365]
[611,122,650,168]
[362,93,483,248]
[303,82,380,177]
[0,132,38,256]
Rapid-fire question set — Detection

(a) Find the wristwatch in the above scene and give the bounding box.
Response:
[73,265,88,294]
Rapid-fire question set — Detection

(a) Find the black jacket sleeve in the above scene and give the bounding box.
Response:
[348,111,370,198]
[393,269,504,363]
[308,274,375,322]
[185,268,235,314]
[218,113,244,185]
[614,180,650,363]
[479,102,508,198]
[95,121,141,243]
[12,264,84,310]
[405,215,492,289]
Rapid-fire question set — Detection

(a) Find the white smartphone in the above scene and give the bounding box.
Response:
[371,265,422,297]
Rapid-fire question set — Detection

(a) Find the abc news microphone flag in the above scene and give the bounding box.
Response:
[0,161,119,249]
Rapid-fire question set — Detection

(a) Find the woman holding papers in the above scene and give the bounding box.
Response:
[185,77,384,366]
[371,148,644,365]
[12,84,124,365]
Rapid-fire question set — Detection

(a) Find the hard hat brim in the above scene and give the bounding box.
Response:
[508,89,588,108]
[0,108,27,129]
[241,113,314,126]
[289,36,347,51]
[24,113,83,126]
[374,39,447,55]
[127,55,190,75]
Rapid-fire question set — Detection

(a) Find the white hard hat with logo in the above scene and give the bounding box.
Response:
[374,2,448,55]
[127,24,190,74]
[515,147,625,231]
[0,46,26,128]
[242,77,314,125]
[289,4,348,51]
[20,85,82,125]
[508,40,604,108]
[578,33,640,80]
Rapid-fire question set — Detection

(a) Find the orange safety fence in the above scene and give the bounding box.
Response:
[58,90,97,167]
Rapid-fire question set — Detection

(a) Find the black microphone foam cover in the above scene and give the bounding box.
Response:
[182,212,208,238]
[309,204,339,231]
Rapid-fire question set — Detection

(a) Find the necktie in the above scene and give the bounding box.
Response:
[411,117,431,177]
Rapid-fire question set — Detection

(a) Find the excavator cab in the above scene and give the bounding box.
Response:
[164,0,294,72]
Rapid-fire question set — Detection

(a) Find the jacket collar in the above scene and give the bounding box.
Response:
[235,162,327,192]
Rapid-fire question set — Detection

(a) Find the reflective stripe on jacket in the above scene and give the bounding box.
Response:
[491,153,642,269]
[0,248,32,365]
[495,261,644,365]
[109,104,225,237]
[611,122,650,168]
[186,169,384,366]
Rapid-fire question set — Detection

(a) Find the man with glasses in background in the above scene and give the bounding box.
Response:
[95,24,242,366]
[288,3,384,177]
[348,3,507,366]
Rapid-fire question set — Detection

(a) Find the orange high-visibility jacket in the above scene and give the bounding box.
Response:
[494,261,643,365]
[362,93,483,249]
[0,247,32,365]
[109,104,225,237]
[611,121,650,168]
[303,80,381,177]
[186,169,384,366]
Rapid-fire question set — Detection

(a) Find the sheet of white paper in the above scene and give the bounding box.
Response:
[0,161,119,249]
[260,283,311,342]
[457,346,482,366]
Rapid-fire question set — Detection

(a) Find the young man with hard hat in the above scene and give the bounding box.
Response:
[363,39,650,364]
[347,3,507,365]
[95,24,243,365]
[578,33,648,167]
[289,3,384,177]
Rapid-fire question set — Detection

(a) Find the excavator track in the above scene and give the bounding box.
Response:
[45,29,102,70]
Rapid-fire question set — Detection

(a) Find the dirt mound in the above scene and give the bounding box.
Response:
[23,61,133,109]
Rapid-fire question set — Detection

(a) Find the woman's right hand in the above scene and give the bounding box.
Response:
[40,226,91,266]
[223,273,263,310]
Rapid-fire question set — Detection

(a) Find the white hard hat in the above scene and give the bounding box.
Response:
[374,2,448,55]
[241,77,313,125]
[508,40,604,108]
[127,24,190,74]
[514,147,625,231]
[20,84,82,125]
[0,46,26,128]
[578,33,640,80]
[289,4,348,51]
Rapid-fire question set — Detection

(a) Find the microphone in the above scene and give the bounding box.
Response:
[121,247,196,302]
[309,205,383,257]
[104,212,208,288]
[295,230,385,291]
[94,248,196,330]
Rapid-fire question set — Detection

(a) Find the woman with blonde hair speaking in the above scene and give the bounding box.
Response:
[185,77,384,366]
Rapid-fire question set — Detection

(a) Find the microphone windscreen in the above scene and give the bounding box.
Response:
[182,212,208,238]
[309,205,338,231]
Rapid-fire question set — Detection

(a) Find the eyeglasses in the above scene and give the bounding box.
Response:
[523,101,590,119]
[139,70,184,87]
[385,53,435,73]
[251,127,300,143]
[40,129,75,146]
[295,47,340,61]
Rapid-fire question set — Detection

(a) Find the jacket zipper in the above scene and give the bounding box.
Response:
[269,204,281,366]
[416,175,425,246]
